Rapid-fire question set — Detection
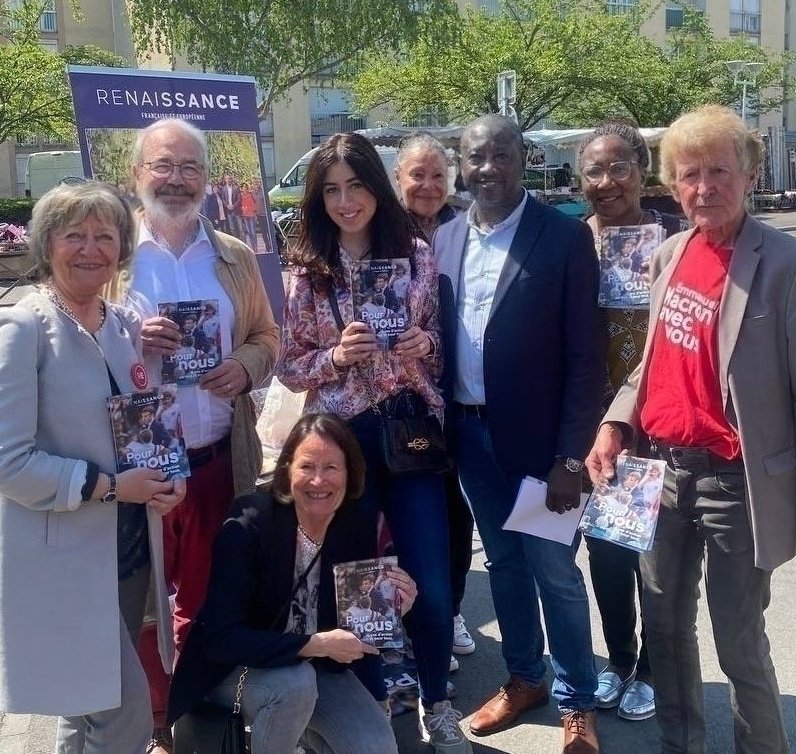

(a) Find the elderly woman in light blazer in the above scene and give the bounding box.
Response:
[0,183,185,754]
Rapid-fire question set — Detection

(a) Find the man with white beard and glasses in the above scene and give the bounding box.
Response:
[123,118,279,754]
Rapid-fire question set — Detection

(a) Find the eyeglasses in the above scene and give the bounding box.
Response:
[142,161,205,179]
[581,161,637,185]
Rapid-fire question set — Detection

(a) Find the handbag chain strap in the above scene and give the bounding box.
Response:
[233,666,248,715]
[232,537,324,716]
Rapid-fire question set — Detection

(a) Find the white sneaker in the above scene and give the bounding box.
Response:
[449,654,459,673]
[422,700,473,753]
[452,614,475,655]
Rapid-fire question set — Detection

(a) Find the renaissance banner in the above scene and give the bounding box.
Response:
[67,65,284,318]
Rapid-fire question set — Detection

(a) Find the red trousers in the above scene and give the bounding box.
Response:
[138,448,235,726]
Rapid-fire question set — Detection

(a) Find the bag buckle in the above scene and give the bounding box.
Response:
[407,436,430,451]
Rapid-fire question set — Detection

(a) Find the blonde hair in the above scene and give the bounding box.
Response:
[660,104,763,189]
[28,182,135,280]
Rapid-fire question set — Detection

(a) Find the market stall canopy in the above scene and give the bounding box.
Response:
[523,127,668,149]
[356,125,466,147]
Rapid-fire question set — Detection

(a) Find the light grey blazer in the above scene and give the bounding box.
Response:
[605,215,796,571]
[0,291,173,716]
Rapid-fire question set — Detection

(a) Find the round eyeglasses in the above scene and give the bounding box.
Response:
[142,161,205,179]
[581,160,637,185]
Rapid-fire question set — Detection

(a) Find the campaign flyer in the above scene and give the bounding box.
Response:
[107,384,190,478]
[355,258,410,349]
[598,223,664,309]
[578,455,665,552]
[333,556,404,648]
[158,299,222,385]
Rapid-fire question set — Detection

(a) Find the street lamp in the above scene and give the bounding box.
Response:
[725,60,765,123]
[497,70,517,125]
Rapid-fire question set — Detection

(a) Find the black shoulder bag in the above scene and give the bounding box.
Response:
[326,288,451,475]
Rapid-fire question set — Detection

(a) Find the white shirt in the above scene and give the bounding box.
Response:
[454,194,528,405]
[130,222,235,449]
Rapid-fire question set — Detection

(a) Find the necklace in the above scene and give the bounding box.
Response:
[44,284,106,332]
[297,522,323,548]
[146,218,200,255]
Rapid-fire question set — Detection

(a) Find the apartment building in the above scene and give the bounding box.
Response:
[0,0,134,195]
[1,0,794,195]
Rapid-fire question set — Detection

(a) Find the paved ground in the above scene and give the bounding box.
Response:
[4,207,796,752]
[3,526,796,753]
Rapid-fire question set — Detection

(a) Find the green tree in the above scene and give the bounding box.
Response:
[126,0,454,117]
[553,3,790,126]
[0,1,130,145]
[349,0,791,129]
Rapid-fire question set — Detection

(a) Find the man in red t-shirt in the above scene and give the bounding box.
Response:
[587,105,794,754]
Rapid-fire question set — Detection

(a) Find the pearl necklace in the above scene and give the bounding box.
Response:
[44,284,106,332]
[297,522,323,548]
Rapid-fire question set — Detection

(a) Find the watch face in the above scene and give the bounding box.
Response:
[565,458,584,473]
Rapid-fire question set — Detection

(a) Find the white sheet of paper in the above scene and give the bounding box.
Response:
[502,476,583,546]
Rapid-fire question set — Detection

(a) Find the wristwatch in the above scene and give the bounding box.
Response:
[101,473,118,504]
[557,456,584,474]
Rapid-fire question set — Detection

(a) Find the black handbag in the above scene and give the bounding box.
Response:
[380,412,451,475]
[325,287,451,476]
[173,663,247,754]
[374,391,451,476]
[172,697,246,754]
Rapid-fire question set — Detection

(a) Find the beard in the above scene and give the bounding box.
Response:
[139,183,204,229]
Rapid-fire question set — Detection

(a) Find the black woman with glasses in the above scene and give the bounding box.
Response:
[575,121,688,724]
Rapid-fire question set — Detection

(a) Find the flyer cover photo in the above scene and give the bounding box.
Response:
[355,258,410,349]
[578,455,666,552]
[333,556,405,648]
[107,384,190,479]
[158,299,223,385]
[598,223,664,309]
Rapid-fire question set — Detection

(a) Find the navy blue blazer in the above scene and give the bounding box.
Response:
[434,194,605,479]
[167,491,380,723]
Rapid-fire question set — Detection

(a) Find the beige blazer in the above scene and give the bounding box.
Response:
[605,215,796,570]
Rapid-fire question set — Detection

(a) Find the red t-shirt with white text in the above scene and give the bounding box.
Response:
[640,232,741,459]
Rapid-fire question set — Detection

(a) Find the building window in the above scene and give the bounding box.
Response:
[730,0,761,41]
[665,1,705,30]
[478,0,501,14]
[6,0,57,33]
[606,0,638,14]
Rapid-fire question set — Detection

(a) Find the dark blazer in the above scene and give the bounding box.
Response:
[168,491,379,723]
[434,195,605,479]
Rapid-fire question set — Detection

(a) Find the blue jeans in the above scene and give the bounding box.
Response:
[348,408,453,705]
[209,663,397,754]
[455,412,597,712]
[640,459,787,754]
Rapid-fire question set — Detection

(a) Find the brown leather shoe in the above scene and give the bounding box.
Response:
[562,710,599,753]
[469,675,549,736]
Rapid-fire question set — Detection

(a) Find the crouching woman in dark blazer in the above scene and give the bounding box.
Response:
[168,413,416,753]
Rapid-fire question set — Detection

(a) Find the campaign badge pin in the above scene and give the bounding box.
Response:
[131,363,148,389]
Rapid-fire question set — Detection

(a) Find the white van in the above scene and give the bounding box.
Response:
[25,151,84,199]
[268,146,400,205]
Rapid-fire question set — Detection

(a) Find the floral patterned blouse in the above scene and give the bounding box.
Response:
[276,239,444,420]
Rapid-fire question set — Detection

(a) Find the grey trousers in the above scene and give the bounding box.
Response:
[55,565,153,754]
[208,661,398,754]
[640,464,788,754]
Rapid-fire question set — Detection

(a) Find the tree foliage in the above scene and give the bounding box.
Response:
[0,1,129,145]
[349,0,792,129]
[126,0,454,117]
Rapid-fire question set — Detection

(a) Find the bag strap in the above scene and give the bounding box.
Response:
[235,540,323,715]
[325,286,346,332]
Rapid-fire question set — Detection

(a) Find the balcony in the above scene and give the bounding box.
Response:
[310,114,368,145]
